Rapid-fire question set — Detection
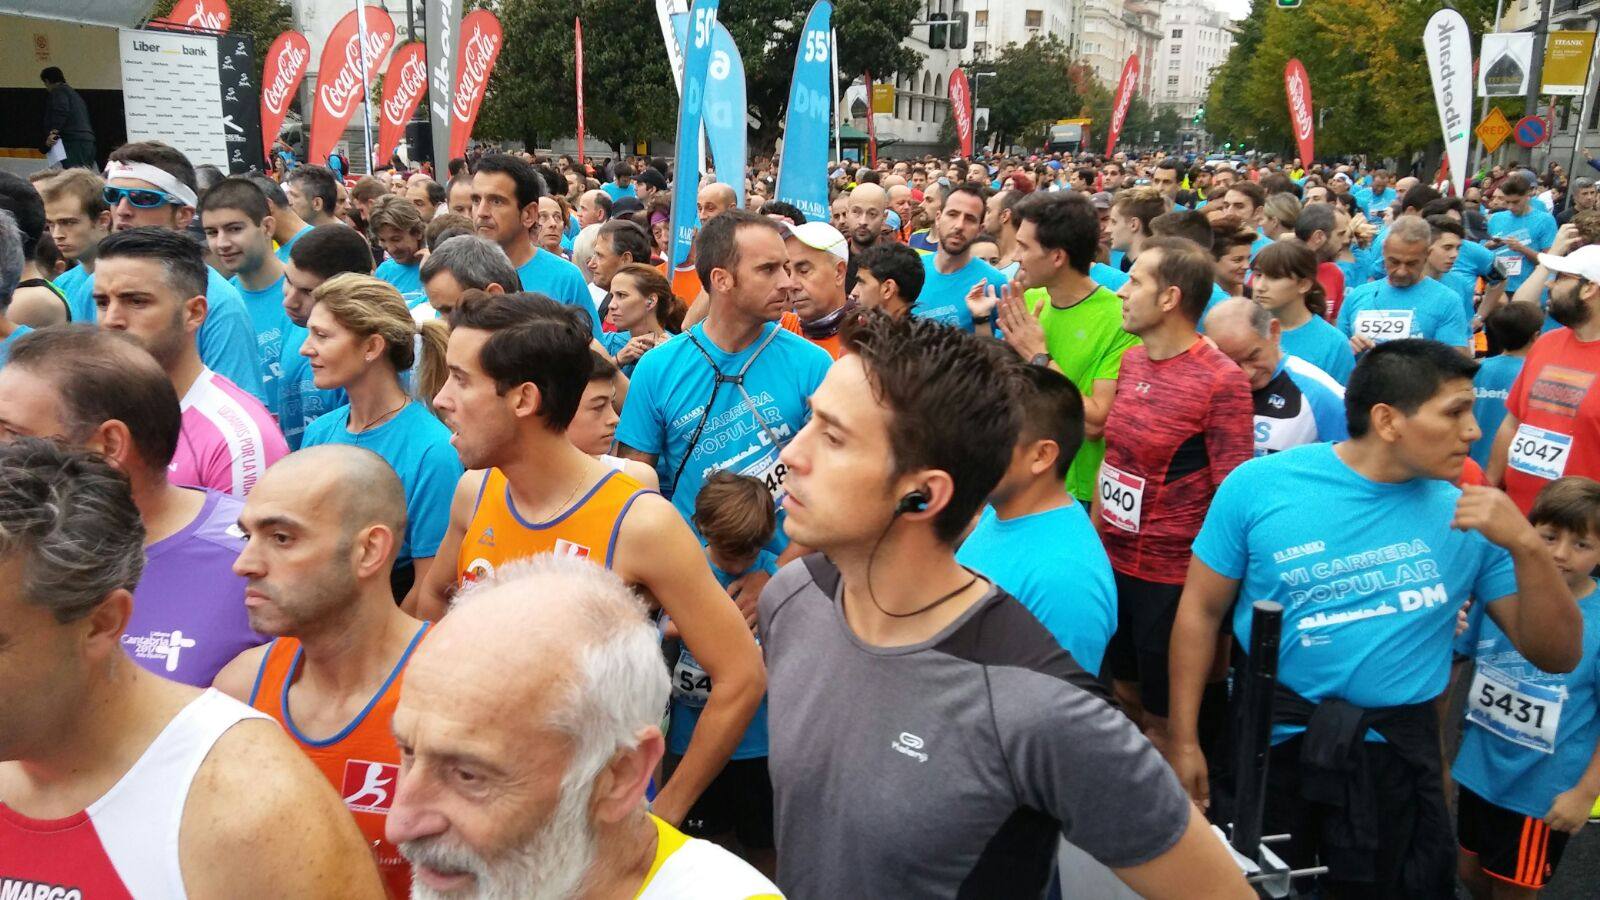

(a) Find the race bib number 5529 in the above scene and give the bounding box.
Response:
[1353,309,1414,343]
[1099,463,1145,533]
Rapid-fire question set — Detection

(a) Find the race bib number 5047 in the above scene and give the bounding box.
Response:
[1508,424,1572,482]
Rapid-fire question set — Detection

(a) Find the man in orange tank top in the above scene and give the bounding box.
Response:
[212,446,429,899]
[414,291,764,829]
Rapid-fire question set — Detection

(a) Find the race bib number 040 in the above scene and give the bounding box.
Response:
[1099,463,1146,533]
[1467,664,1563,754]
[1508,424,1572,482]
[1353,309,1414,343]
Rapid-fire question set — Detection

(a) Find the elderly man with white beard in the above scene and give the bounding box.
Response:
[386,555,783,900]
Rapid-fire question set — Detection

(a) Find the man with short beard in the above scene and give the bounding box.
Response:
[388,554,781,900]
[1490,245,1600,512]
[843,182,887,256]
[918,182,1008,332]
[214,446,431,899]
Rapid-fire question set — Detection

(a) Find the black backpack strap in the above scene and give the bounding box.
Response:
[802,552,842,598]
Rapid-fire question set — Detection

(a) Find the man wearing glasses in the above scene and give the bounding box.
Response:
[58,141,265,402]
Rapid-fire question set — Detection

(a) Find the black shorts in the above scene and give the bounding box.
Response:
[1458,784,1571,890]
[1104,571,1184,716]
[664,755,774,850]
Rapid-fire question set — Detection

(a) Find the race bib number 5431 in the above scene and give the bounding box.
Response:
[1099,463,1145,533]
[1467,664,1563,754]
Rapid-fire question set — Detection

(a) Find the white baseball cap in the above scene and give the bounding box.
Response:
[1538,245,1600,283]
[781,221,848,262]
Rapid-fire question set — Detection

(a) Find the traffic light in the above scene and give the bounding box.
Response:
[948,11,970,49]
[1276,0,1301,7]
[928,11,948,49]
[1224,142,1232,150]
[1192,105,1205,124]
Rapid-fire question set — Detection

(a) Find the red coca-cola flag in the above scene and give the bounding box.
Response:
[448,9,503,160]
[1283,58,1315,167]
[1106,54,1139,157]
[377,42,427,167]
[260,31,311,162]
[308,5,396,165]
[155,0,230,32]
[575,18,586,167]
[948,68,973,157]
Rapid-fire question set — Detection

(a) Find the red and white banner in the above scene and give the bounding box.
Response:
[575,18,586,167]
[376,42,427,167]
[1283,58,1315,167]
[260,31,311,162]
[308,5,396,165]
[154,0,230,32]
[1106,54,1139,157]
[447,9,504,160]
[948,68,973,157]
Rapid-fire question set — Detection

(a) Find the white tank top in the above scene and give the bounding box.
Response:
[0,689,270,899]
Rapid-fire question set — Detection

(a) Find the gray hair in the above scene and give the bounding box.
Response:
[1206,295,1273,339]
[451,555,670,788]
[1294,202,1336,243]
[0,438,145,622]
[1386,215,1432,248]
[420,234,522,292]
[0,210,23,311]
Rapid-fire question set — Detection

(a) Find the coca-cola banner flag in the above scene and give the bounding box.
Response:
[1105,54,1139,157]
[1283,58,1315,166]
[575,18,586,167]
[948,68,973,157]
[447,9,503,160]
[309,5,396,165]
[217,32,264,173]
[377,42,427,167]
[154,0,230,32]
[260,31,310,162]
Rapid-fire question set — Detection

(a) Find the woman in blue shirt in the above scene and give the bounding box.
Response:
[602,262,682,375]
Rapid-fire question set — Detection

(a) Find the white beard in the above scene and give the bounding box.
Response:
[403,775,599,900]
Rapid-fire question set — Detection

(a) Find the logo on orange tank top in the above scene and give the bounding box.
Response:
[342,760,400,814]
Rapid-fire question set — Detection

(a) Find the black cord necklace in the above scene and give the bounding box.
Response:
[869,573,979,619]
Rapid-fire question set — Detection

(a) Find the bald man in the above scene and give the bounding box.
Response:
[845,183,888,255]
[697,182,738,223]
[214,446,430,898]
[1204,297,1348,457]
[386,555,781,899]
[886,184,913,241]
[578,189,612,228]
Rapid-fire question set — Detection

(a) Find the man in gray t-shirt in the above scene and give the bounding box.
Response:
[758,310,1250,899]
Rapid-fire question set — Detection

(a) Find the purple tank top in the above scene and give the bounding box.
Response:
[124,489,267,686]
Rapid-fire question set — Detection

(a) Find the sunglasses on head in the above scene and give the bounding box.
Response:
[104,185,181,209]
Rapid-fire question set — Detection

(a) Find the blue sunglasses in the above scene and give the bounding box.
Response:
[103,185,183,209]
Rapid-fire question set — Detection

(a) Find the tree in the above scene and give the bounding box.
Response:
[147,0,295,86]
[974,35,1088,151]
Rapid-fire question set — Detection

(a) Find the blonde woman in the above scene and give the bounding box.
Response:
[299,273,461,600]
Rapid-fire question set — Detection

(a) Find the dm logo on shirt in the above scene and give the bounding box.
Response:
[122,630,197,673]
[0,880,82,900]
[342,760,400,814]
[891,731,929,763]
[553,539,591,559]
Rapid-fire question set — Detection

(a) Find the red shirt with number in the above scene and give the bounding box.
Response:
[1503,328,1600,513]
[1099,340,1254,584]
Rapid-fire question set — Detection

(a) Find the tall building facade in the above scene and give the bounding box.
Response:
[1156,1,1236,121]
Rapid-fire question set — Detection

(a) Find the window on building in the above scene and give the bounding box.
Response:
[1171,44,1180,53]
[1168,75,1179,85]
[975,10,987,26]
[1167,89,1177,97]
[1026,9,1042,27]
[1169,59,1180,69]
[1171,28,1182,37]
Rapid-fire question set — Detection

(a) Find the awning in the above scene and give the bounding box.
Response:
[0,0,153,28]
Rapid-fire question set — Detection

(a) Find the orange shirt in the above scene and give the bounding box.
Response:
[458,467,651,584]
[779,312,844,359]
[658,262,705,308]
[249,624,430,899]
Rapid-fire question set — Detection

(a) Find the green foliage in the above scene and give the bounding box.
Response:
[973,34,1090,150]
[147,0,295,86]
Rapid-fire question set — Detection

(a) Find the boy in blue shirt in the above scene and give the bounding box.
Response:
[198,177,294,417]
[1489,174,1558,295]
[1455,477,1600,897]
[370,195,427,297]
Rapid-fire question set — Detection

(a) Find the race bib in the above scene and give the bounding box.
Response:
[736,447,789,504]
[1352,309,1414,343]
[1500,255,1524,278]
[1467,664,1564,754]
[1508,424,1572,482]
[1098,463,1146,533]
[672,648,712,707]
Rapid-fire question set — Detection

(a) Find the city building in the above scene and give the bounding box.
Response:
[1156,0,1236,122]
[967,0,1079,61]
[1491,0,1600,164]
[839,0,973,158]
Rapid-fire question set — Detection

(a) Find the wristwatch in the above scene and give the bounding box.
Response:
[1029,352,1052,368]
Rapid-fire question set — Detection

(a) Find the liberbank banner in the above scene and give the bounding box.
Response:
[119,28,229,166]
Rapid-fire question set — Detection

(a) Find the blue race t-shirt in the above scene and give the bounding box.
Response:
[1453,585,1600,818]
[275,225,312,263]
[1192,442,1519,742]
[915,254,1009,332]
[1435,271,1479,321]
[667,550,776,760]
[1453,239,1498,283]
[276,325,346,450]
[516,249,600,337]
[374,258,423,296]
[955,501,1117,675]
[228,275,293,417]
[1489,207,1558,293]
[601,182,637,202]
[1336,277,1472,349]
[1090,262,1129,293]
[1280,315,1355,385]
[299,401,462,565]
[615,323,832,542]
[1469,353,1525,469]
[1251,355,1348,456]
[54,264,93,322]
[1250,232,1274,262]
[1354,186,1396,217]
[0,324,35,369]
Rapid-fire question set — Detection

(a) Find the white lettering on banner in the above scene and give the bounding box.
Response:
[1435,19,1463,136]
[1112,65,1137,131]
[1287,71,1313,140]
[263,41,310,116]
[451,25,500,123]
[186,0,226,30]
[383,54,428,126]
[318,29,394,120]
[430,1,455,119]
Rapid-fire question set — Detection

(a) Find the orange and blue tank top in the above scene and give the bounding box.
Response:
[249,623,429,899]
[458,467,651,585]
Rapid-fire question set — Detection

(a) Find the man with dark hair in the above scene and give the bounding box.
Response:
[279,224,375,447]
[1102,236,1253,744]
[759,309,1251,899]
[759,199,807,227]
[956,363,1117,673]
[94,227,288,495]
[1421,214,1479,321]
[1152,158,1186,208]
[1470,301,1542,469]
[39,65,95,168]
[602,162,637,202]
[1338,216,1471,354]
[284,164,341,228]
[446,174,473,218]
[589,219,653,292]
[404,173,446,218]
[920,183,1008,332]
[471,154,596,333]
[1167,339,1580,897]
[634,166,669,204]
[0,325,264,686]
[247,173,313,263]
[1213,180,1274,260]
[850,241,922,317]
[199,177,294,418]
[1489,174,1559,296]
[0,172,69,327]
[0,211,35,365]
[416,291,766,831]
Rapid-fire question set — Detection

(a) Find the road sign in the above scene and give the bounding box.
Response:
[1513,114,1548,148]
[1475,107,1513,153]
